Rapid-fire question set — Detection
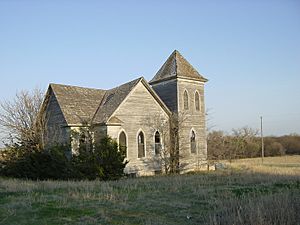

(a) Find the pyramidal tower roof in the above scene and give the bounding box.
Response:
[149,50,208,84]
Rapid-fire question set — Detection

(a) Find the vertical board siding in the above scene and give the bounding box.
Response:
[45,93,70,147]
[106,82,170,175]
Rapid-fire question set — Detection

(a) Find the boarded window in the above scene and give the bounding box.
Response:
[138,132,145,158]
[195,91,200,111]
[155,131,161,155]
[119,131,127,157]
[191,130,196,154]
[184,91,189,110]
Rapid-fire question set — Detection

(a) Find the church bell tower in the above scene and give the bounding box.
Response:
[149,50,208,171]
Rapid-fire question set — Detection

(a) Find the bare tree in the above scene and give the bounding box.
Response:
[207,130,229,162]
[145,113,171,173]
[206,108,215,134]
[230,127,259,160]
[146,112,188,174]
[0,88,46,150]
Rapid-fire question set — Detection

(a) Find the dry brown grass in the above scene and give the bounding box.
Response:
[0,156,299,224]
[222,155,300,175]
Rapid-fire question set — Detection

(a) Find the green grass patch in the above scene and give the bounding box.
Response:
[0,169,299,225]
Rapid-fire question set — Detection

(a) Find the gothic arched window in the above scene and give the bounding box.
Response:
[195,91,200,111]
[191,130,196,154]
[119,131,127,157]
[138,131,145,158]
[154,131,161,155]
[184,90,189,110]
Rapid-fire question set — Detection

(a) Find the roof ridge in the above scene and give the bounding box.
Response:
[174,50,178,75]
[91,77,143,124]
[50,83,106,91]
[106,77,142,92]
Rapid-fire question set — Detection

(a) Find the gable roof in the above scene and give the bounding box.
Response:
[47,76,172,126]
[92,78,141,124]
[92,77,171,124]
[149,50,208,84]
[49,83,106,125]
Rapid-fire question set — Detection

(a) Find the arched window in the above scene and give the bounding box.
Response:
[119,131,127,157]
[184,90,189,110]
[195,91,200,111]
[154,131,161,155]
[138,131,145,158]
[79,133,86,145]
[191,130,196,154]
[79,133,87,151]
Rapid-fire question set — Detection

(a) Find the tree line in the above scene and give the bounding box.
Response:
[207,127,300,162]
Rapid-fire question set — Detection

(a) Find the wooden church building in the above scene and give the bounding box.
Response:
[41,50,208,175]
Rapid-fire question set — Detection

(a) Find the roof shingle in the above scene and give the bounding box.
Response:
[50,84,106,125]
[49,78,142,126]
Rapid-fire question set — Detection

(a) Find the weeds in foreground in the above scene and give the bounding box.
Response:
[0,156,299,225]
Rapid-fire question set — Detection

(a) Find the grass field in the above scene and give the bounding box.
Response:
[0,156,299,225]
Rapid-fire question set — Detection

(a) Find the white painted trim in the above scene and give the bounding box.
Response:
[150,78,176,86]
[177,77,206,85]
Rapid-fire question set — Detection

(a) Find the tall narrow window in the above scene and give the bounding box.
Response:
[191,130,196,154]
[119,131,127,157]
[79,133,89,151]
[79,133,86,147]
[138,131,145,158]
[195,91,200,111]
[155,131,161,155]
[184,90,189,110]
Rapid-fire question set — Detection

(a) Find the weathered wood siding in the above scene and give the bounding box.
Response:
[104,81,170,176]
[44,91,70,147]
[177,78,207,171]
[151,77,207,172]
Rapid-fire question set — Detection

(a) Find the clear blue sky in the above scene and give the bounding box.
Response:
[0,0,299,136]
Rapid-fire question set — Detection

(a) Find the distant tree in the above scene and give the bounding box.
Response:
[265,141,285,156]
[230,127,260,159]
[208,127,260,161]
[279,134,300,155]
[207,130,228,161]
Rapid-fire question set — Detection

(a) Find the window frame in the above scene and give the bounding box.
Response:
[195,91,200,111]
[190,130,197,154]
[118,130,127,158]
[154,131,162,155]
[184,90,189,110]
[137,130,146,158]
